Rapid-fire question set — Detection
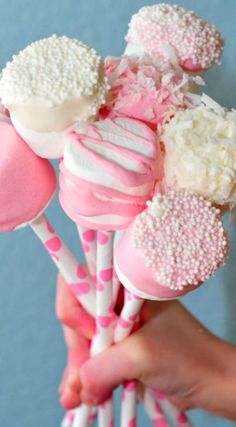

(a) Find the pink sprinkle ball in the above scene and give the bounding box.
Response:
[126,4,224,72]
[115,189,229,300]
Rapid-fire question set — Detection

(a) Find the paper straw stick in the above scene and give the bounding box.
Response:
[115,289,192,427]
[73,231,115,427]
[92,230,114,427]
[31,214,96,317]
[77,225,97,278]
[153,391,193,427]
[112,268,121,304]
[114,290,143,343]
[121,381,138,427]
[142,389,171,427]
[61,410,75,427]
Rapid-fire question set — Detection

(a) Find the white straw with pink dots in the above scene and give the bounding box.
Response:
[31,214,96,317]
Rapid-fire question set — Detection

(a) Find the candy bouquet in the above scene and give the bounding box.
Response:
[0,4,234,427]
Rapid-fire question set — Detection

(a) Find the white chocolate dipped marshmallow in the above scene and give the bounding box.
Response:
[0,35,109,158]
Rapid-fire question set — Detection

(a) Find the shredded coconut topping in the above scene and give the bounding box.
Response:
[104,55,202,125]
[126,4,224,70]
[132,190,229,291]
[161,100,236,207]
[0,35,109,113]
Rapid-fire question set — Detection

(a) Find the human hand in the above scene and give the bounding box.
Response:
[56,273,95,409]
[79,300,236,420]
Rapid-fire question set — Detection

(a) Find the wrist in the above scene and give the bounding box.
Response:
[197,338,236,419]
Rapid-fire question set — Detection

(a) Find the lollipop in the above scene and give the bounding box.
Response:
[114,189,229,427]
[101,55,202,128]
[115,189,229,300]
[162,96,236,210]
[59,116,162,427]
[0,121,95,315]
[59,116,162,230]
[0,35,109,159]
[125,4,224,74]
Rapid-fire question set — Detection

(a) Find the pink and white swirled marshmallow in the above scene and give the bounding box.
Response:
[101,55,201,127]
[125,4,224,73]
[0,121,56,232]
[115,189,229,300]
[59,117,162,230]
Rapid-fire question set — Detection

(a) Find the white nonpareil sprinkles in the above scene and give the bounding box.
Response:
[132,190,229,291]
[0,34,109,113]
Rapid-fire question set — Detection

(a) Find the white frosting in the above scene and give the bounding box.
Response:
[11,114,71,159]
[0,35,108,109]
[162,100,236,207]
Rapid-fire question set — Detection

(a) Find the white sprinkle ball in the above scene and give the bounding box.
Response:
[0,34,109,112]
[131,189,229,291]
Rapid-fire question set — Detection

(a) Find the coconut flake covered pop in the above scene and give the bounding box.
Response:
[0,121,95,315]
[59,116,162,230]
[162,97,236,209]
[102,55,202,128]
[0,35,109,158]
[125,4,224,73]
[115,189,229,300]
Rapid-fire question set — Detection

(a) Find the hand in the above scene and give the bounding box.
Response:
[79,300,236,420]
[56,273,95,409]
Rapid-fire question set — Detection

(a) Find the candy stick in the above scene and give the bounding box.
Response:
[142,389,171,427]
[72,231,115,427]
[121,381,138,427]
[91,230,114,427]
[153,391,193,427]
[77,225,97,278]
[31,214,96,317]
[114,289,192,427]
[61,410,75,427]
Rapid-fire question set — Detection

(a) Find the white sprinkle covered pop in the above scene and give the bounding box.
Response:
[116,189,229,299]
[162,98,236,208]
[125,4,224,72]
[131,190,229,292]
[0,35,108,110]
[0,35,109,158]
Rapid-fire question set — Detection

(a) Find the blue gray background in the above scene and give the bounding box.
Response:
[0,0,236,426]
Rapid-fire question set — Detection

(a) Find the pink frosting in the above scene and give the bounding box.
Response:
[101,56,195,127]
[115,189,229,299]
[0,122,56,231]
[59,117,162,230]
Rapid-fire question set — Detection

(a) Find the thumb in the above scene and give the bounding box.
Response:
[80,334,145,406]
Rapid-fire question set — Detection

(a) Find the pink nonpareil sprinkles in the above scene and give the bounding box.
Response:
[126,4,224,70]
[132,190,229,291]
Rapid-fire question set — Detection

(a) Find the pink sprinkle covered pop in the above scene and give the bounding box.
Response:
[59,116,162,230]
[115,189,229,300]
[102,55,201,128]
[0,121,56,232]
[125,4,224,73]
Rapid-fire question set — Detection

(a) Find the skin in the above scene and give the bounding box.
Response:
[56,273,236,419]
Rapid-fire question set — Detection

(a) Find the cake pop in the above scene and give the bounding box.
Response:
[115,189,229,300]
[125,4,224,74]
[161,96,236,209]
[59,116,162,230]
[101,55,202,128]
[0,35,109,158]
[0,121,95,315]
